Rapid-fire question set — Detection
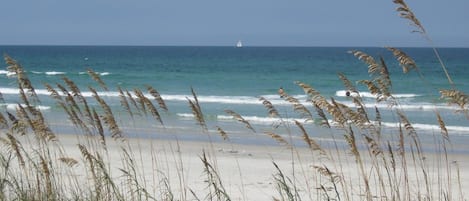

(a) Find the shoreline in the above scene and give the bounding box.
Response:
[50,120,469,155]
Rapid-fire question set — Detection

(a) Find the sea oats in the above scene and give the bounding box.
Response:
[329,98,348,127]
[90,87,123,140]
[92,108,106,148]
[187,88,207,131]
[314,103,330,128]
[118,87,134,119]
[440,89,468,110]
[57,83,83,117]
[187,98,206,130]
[397,110,417,139]
[377,57,392,98]
[259,96,279,118]
[334,98,369,129]
[386,47,418,73]
[352,96,370,123]
[58,157,79,168]
[87,68,108,91]
[62,77,94,126]
[358,80,380,97]
[39,155,53,198]
[45,83,63,102]
[392,0,425,34]
[313,165,340,183]
[295,81,326,104]
[6,133,25,167]
[348,50,380,75]
[200,151,232,201]
[224,109,256,133]
[338,73,359,95]
[4,54,39,101]
[265,131,289,146]
[216,126,229,141]
[147,85,168,112]
[0,112,8,129]
[62,77,83,98]
[295,81,321,98]
[393,0,454,86]
[279,89,313,122]
[143,93,164,125]
[56,101,80,128]
[435,112,449,142]
[295,120,326,155]
[125,89,141,115]
[364,135,382,156]
[133,89,148,116]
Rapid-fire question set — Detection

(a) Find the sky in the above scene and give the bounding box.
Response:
[0,0,468,47]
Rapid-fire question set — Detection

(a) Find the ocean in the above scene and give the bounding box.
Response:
[1,46,468,151]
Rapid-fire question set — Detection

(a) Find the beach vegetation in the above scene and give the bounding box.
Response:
[0,0,466,200]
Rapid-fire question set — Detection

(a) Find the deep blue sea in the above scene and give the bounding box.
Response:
[1,46,468,151]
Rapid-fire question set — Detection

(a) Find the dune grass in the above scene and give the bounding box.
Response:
[0,0,467,200]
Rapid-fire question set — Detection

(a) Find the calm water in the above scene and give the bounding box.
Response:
[1,46,468,150]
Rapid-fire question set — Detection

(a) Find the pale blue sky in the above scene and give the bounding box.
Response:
[1,0,467,47]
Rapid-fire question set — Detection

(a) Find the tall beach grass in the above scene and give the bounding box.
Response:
[0,0,467,200]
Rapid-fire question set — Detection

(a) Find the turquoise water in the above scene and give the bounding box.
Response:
[1,46,468,150]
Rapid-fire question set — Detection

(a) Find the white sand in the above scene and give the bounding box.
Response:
[13,133,469,200]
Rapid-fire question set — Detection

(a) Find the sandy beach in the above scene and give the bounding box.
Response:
[9,131,466,201]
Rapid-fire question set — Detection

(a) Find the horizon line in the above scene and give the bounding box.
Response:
[1,44,468,49]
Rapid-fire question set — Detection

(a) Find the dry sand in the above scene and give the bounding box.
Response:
[15,133,469,200]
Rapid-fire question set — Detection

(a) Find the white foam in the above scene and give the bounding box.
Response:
[0,88,53,95]
[177,113,195,118]
[381,121,469,134]
[81,91,121,97]
[164,94,264,105]
[45,71,66,75]
[217,114,311,125]
[78,71,110,76]
[0,70,20,77]
[0,71,17,77]
[1,103,50,111]
[163,94,313,106]
[335,90,419,99]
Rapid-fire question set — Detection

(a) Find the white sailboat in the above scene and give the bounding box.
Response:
[236,40,243,48]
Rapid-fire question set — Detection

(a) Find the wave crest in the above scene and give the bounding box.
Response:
[335,90,420,98]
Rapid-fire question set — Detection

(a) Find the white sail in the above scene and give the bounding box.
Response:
[236,40,243,48]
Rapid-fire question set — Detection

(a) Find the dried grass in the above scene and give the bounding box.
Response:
[265,131,289,146]
[4,54,39,102]
[435,112,449,142]
[294,121,326,156]
[392,0,425,34]
[187,87,207,131]
[216,126,229,141]
[279,85,314,122]
[440,89,468,111]
[0,4,467,198]
[87,68,108,91]
[386,47,418,73]
[259,96,279,118]
[117,87,134,119]
[224,109,256,133]
[90,87,123,140]
[147,85,168,112]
